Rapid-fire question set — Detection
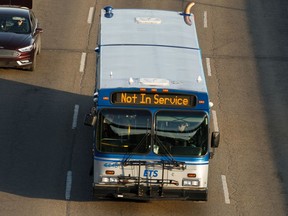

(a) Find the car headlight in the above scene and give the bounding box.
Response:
[182,179,200,187]
[18,45,34,52]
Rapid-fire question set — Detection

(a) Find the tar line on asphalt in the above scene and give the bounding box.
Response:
[65,6,96,202]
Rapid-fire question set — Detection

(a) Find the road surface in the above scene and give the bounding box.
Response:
[0,0,287,215]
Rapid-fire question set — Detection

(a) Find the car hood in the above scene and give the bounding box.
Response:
[0,33,32,50]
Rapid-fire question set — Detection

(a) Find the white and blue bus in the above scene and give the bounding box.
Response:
[85,2,220,201]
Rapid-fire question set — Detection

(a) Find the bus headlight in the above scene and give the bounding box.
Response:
[101,176,119,183]
[182,179,200,187]
[109,177,119,183]
[101,177,110,183]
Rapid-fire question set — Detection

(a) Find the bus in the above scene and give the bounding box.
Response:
[85,2,220,201]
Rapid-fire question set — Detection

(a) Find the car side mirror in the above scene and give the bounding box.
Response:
[36,28,43,33]
[211,132,220,148]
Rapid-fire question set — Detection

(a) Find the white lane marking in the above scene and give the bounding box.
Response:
[206,58,211,76]
[87,7,94,24]
[221,175,231,204]
[79,52,87,73]
[72,104,79,129]
[204,11,208,28]
[65,171,73,200]
[212,110,219,132]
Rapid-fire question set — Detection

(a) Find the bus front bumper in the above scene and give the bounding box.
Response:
[93,185,208,201]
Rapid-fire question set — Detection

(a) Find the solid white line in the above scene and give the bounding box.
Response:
[204,11,208,28]
[72,104,79,129]
[221,175,231,204]
[87,7,94,24]
[65,171,73,200]
[206,58,211,76]
[79,52,87,73]
[212,110,219,132]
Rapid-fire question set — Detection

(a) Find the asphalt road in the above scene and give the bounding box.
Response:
[0,0,287,215]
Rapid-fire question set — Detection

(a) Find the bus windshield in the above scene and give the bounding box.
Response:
[97,109,151,154]
[97,109,208,156]
[154,111,208,156]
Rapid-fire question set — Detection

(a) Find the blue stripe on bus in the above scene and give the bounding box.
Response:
[93,153,210,165]
[94,156,209,165]
[94,151,210,159]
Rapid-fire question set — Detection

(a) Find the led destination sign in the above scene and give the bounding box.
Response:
[112,92,196,107]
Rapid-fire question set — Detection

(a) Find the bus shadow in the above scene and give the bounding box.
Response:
[0,79,94,201]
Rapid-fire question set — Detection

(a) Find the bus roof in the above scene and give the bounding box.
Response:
[98,7,208,93]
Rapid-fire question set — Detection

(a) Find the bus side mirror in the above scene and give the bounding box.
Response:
[95,46,100,53]
[84,108,97,127]
[211,132,220,148]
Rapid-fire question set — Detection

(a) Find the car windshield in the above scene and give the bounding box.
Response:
[97,109,152,154]
[0,15,30,34]
[154,111,208,156]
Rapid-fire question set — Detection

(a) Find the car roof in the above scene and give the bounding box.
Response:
[0,6,30,17]
[0,0,32,9]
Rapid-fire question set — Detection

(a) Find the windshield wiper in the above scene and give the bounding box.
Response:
[154,135,185,169]
[122,132,151,166]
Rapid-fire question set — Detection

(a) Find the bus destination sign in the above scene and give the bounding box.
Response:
[112,92,196,107]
